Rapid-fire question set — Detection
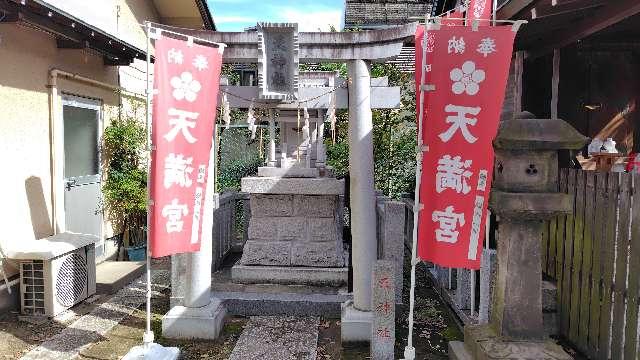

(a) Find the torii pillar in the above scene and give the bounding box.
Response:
[341,59,378,341]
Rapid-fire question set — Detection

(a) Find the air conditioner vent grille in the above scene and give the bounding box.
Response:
[55,253,88,307]
[21,260,45,315]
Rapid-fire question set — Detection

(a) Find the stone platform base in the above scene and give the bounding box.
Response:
[449,325,571,360]
[215,288,351,318]
[232,264,348,286]
[258,166,319,178]
[162,298,226,340]
[341,300,373,343]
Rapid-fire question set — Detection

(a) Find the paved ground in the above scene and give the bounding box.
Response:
[20,270,170,360]
[229,316,319,360]
[0,255,467,359]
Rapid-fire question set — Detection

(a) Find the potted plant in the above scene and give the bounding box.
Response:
[101,104,148,261]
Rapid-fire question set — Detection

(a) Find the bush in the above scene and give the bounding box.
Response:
[217,155,263,192]
[324,65,417,199]
[101,107,147,247]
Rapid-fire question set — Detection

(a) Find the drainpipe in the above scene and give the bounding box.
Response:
[48,70,60,234]
[48,69,144,234]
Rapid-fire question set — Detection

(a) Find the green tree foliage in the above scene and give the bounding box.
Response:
[101,104,148,247]
[324,63,417,199]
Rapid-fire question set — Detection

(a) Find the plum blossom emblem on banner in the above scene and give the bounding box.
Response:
[450,61,486,96]
[171,72,202,102]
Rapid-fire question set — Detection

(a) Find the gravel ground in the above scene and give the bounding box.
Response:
[0,295,108,359]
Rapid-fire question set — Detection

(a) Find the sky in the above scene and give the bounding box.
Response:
[207,0,344,32]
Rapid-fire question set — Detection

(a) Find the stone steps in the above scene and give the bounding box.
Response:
[95,260,146,294]
[212,288,351,318]
[229,316,319,360]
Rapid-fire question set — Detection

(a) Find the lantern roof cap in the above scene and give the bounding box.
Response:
[494,112,589,150]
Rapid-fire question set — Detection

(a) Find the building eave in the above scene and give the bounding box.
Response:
[0,0,145,65]
[195,0,215,31]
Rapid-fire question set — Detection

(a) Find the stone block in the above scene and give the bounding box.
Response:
[463,324,571,360]
[277,217,309,241]
[543,311,559,337]
[309,218,338,242]
[291,242,343,267]
[241,177,344,195]
[240,241,291,266]
[162,298,226,340]
[542,280,557,312]
[257,166,320,178]
[341,300,373,343]
[247,218,278,240]
[377,199,405,304]
[250,194,293,217]
[229,316,319,360]
[492,221,545,340]
[371,261,395,360]
[456,268,471,310]
[170,254,188,308]
[478,248,497,323]
[231,264,348,286]
[294,195,336,217]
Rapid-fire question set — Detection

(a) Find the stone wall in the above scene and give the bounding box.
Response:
[240,194,344,267]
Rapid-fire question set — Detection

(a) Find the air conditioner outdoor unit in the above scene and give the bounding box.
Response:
[8,233,98,317]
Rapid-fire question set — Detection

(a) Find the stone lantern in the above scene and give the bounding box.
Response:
[449,112,588,359]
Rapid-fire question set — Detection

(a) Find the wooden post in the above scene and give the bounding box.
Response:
[268,110,276,167]
[316,109,326,169]
[514,51,524,114]
[551,49,560,119]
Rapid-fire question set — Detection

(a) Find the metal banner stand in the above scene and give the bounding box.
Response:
[122,21,180,360]
[402,13,433,360]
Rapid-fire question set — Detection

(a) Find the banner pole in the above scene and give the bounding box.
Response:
[143,20,154,348]
[493,0,498,26]
[403,14,431,360]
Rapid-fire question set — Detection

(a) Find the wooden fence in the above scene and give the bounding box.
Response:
[542,169,640,359]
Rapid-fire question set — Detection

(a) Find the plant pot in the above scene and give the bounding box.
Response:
[126,245,147,261]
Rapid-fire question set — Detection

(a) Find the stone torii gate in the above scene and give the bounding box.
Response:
[161,22,416,342]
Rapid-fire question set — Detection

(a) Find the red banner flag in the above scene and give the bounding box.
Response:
[442,7,465,26]
[415,25,515,269]
[150,35,223,258]
[468,0,493,23]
